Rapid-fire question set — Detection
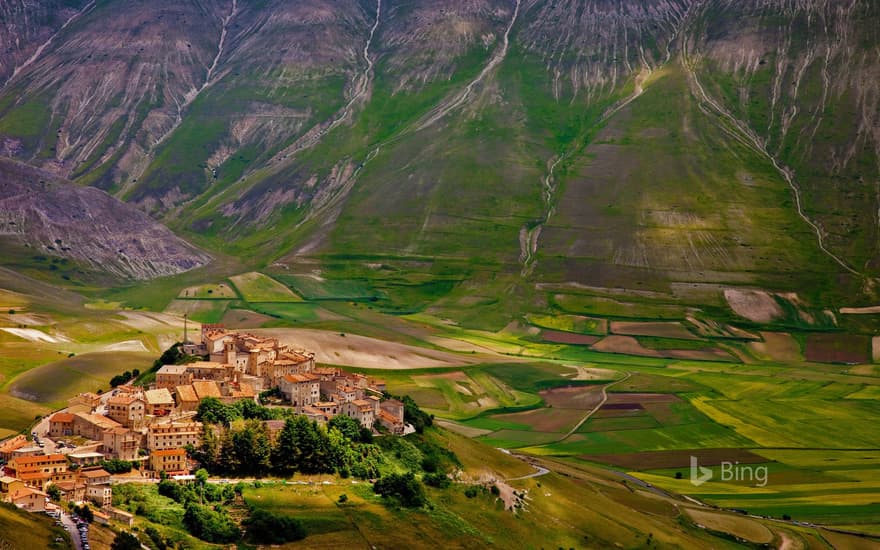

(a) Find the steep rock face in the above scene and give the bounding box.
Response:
[0,158,210,280]
[689,0,880,273]
[517,0,695,100]
[0,0,876,300]
[0,0,230,185]
[0,0,92,86]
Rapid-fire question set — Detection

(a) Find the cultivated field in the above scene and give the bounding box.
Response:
[229,272,303,302]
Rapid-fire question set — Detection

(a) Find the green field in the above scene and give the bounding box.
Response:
[177,282,239,299]
[8,351,154,407]
[229,272,303,302]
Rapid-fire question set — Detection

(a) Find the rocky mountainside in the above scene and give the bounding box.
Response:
[0,0,877,307]
[0,158,209,280]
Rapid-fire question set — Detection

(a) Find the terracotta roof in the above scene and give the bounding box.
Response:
[52,480,85,491]
[284,373,318,383]
[175,385,198,402]
[378,411,403,424]
[18,471,50,480]
[107,394,143,406]
[80,469,110,478]
[0,438,27,452]
[50,412,75,423]
[192,380,221,399]
[11,454,66,465]
[75,412,122,430]
[144,388,175,405]
[11,487,45,500]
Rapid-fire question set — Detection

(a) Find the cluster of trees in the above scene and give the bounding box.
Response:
[373,472,427,507]
[183,502,240,543]
[72,503,93,522]
[110,532,141,550]
[158,471,241,543]
[101,459,134,473]
[196,396,291,425]
[245,509,306,544]
[109,369,140,388]
[190,413,383,479]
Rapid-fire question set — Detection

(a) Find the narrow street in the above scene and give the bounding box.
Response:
[60,511,83,550]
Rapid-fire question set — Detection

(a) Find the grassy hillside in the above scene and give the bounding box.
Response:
[0,502,70,549]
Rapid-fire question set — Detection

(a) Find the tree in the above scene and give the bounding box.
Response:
[183,502,240,543]
[46,484,61,501]
[75,504,94,522]
[111,531,141,550]
[373,472,426,507]
[423,472,450,488]
[245,509,306,544]
[197,397,239,425]
[328,415,361,442]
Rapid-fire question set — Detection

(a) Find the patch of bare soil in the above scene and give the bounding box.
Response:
[724,289,783,323]
[591,335,662,357]
[840,305,880,314]
[253,328,474,369]
[540,386,604,409]
[747,332,801,362]
[610,321,698,339]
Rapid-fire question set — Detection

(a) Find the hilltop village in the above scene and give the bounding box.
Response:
[0,325,409,519]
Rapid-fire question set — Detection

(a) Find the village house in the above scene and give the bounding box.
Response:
[73,412,122,441]
[192,379,223,401]
[106,394,146,428]
[157,364,193,390]
[300,406,327,424]
[11,446,43,459]
[7,486,46,512]
[0,476,24,495]
[144,388,175,416]
[0,435,27,461]
[67,452,105,467]
[174,384,200,412]
[102,427,140,461]
[148,448,188,475]
[6,454,68,478]
[342,399,376,428]
[67,392,102,414]
[223,381,257,404]
[186,361,232,382]
[87,484,112,508]
[80,468,111,486]
[279,373,320,407]
[377,399,406,435]
[53,479,86,502]
[6,454,69,490]
[148,421,202,451]
[48,412,75,437]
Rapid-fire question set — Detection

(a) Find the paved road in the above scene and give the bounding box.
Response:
[60,511,83,550]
